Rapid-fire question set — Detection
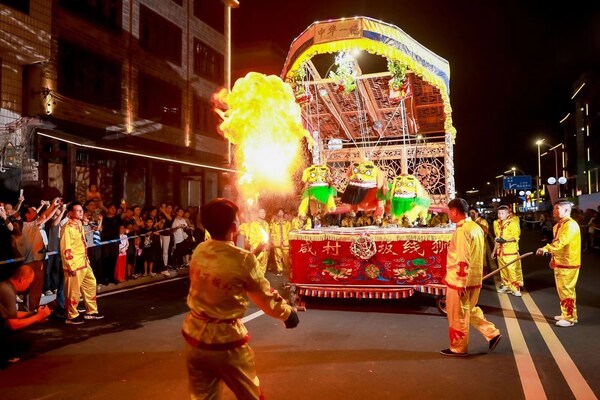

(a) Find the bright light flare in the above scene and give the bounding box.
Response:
[214,72,313,203]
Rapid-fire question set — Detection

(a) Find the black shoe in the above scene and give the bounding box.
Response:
[84,313,105,320]
[440,348,468,357]
[65,314,85,325]
[489,334,502,351]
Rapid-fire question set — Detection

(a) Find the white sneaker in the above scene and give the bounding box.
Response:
[554,315,577,323]
[150,272,156,277]
[555,319,575,327]
[512,291,522,297]
[497,286,510,293]
[161,270,171,277]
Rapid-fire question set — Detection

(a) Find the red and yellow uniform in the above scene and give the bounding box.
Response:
[60,218,98,320]
[182,239,293,399]
[444,218,500,353]
[493,216,521,292]
[247,219,270,276]
[270,217,291,275]
[541,216,581,323]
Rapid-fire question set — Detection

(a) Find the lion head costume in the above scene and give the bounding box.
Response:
[298,164,337,217]
[389,174,431,225]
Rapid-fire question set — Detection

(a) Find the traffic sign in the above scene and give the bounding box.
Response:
[503,175,532,190]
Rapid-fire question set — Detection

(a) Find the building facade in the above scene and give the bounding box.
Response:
[559,71,599,202]
[0,0,238,209]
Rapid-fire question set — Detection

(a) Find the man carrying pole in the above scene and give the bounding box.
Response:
[440,198,502,357]
[536,200,581,328]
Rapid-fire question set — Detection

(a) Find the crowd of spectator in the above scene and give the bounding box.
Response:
[0,190,204,315]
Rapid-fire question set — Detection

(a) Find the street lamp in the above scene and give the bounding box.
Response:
[536,139,544,209]
[537,139,565,199]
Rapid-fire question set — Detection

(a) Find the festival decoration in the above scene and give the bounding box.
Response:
[388,174,431,225]
[289,229,452,286]
[387,58,409,102]
[328,51,356,94]
[298,164,337,217]
[350,234,377,260]
[339,160,387,217]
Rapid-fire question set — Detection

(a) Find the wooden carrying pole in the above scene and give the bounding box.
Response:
[483,252,534,281]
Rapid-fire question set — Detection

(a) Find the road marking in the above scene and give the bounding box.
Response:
[242,310,265,323]
[97,278,266,324]
[521,294,597,400]
[97,276,188,298]
[495,284,547,400]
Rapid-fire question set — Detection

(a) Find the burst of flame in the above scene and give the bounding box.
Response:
[214,72,313,205]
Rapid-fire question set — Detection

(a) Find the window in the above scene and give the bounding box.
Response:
[193,39,224,85]
[57,40,122,110]
[192,94,220,136]
[193,0,224,33]
[139,5,182,66]
[138,73,182,128]
[0,0,30,14]
[60,0,121,32]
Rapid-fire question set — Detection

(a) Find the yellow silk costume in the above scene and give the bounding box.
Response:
[291,216,312,230]
[182,239,293,399]
[60,218,98,320]
[247,219,270,276]
[444,218,499,353]
[493,216,521,292]
[509,214,524,286]
[270,217,291,275]
[541,217,581,323]
[474,216,490,269]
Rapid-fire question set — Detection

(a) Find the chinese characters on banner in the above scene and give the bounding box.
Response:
[290,233,451,286]
[314,19,362,44]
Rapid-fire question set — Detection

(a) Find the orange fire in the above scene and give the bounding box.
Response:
[214,72,312,205]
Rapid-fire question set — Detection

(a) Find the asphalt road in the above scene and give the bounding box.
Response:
[1,229,598,400]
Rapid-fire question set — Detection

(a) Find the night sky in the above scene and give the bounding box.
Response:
[232,1,600,196]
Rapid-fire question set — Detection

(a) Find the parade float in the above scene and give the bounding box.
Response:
[281,17,457,312]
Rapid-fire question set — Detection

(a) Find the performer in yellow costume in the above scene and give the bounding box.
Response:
[182,198,299,400]
[247,208,270,276]
[536,200,581,327]
[291,213,312,230]
[270,208,291,276]
[469,207,490,273]
[509,210,524,288]
[441,198,501,356]
[60,202,103,324]
[492,205,522,296]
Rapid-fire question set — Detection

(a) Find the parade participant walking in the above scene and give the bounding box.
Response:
[182,198,299,399]
[247,208,270,276]
[270,208,291,276]
[60,202,104,325]
[492,205,522,296]
[536,200,581,327]
[441,198,501,357]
